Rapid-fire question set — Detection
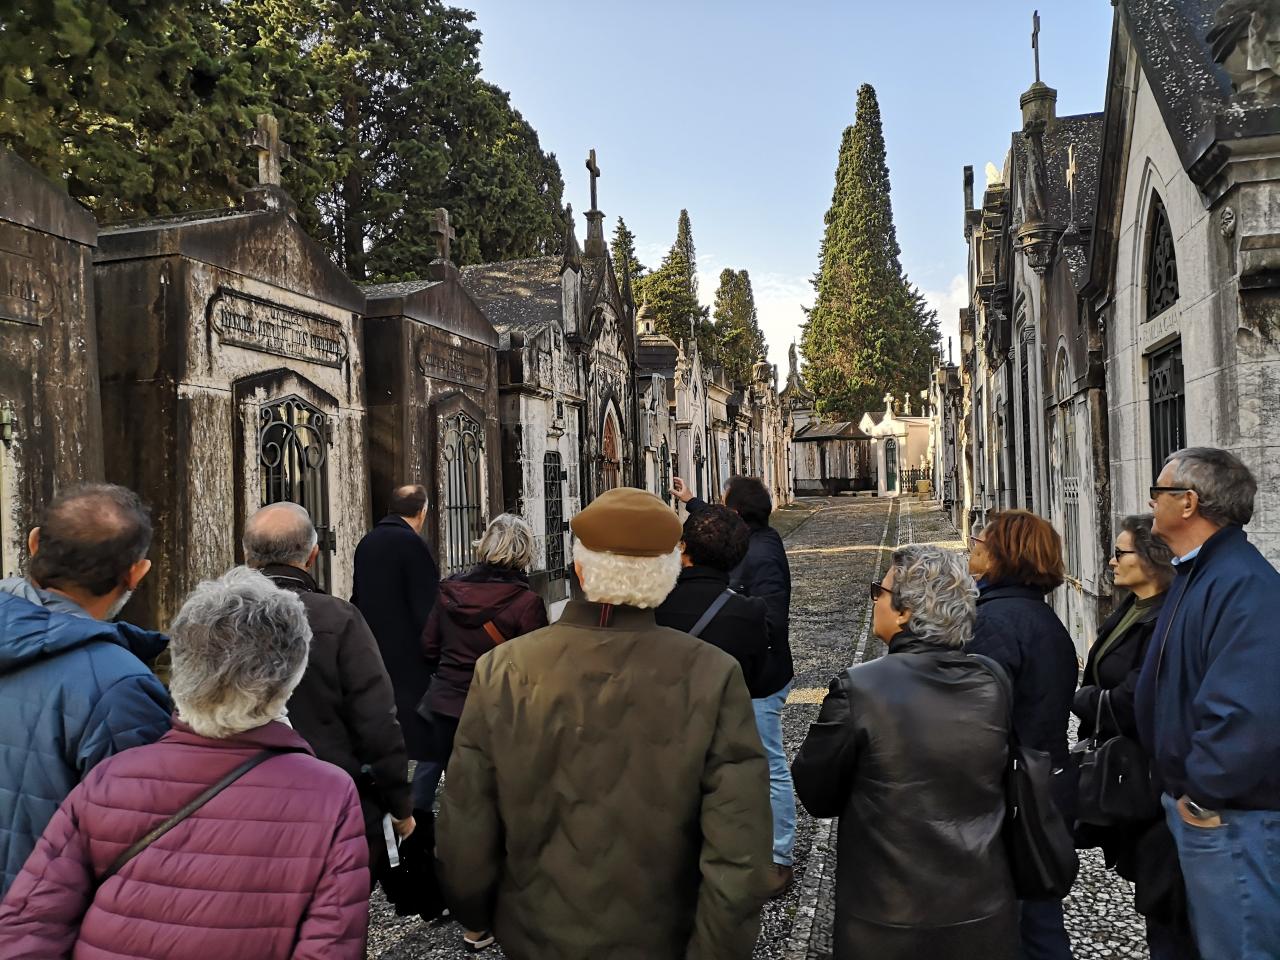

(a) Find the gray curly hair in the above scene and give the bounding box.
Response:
[887,544,978,649]
[169,566,312,739]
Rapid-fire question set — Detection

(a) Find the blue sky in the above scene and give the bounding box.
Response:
[462,0,1116,374]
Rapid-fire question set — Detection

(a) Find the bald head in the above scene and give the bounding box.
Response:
[244,502,317,569]
[389,484,427,518]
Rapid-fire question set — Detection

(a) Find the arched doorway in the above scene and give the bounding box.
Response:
[602,409,621,491]
[884,437,898,494]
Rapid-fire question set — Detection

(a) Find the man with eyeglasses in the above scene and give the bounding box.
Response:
[1135,447,1280,960]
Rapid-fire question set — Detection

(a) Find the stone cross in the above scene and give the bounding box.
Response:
[430,207,456,261]
[1066,144,1078,223]
[1032,10,1042,84]
[585,149,601,211]
[248,114,290,187]
[884,392,896,414]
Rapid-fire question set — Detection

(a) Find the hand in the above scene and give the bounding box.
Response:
[1176,795,1222,828]
[391,814,417,839]
[670,476,693,504]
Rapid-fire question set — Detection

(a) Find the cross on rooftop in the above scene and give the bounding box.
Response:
[1032,10,1042,84]
[248,114,290,188]
[585,149,601,211]
[430,207,456,261]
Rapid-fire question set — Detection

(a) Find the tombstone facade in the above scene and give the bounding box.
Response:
[0,151,104,577]
[95,178,368,628]
[363,216,501,578]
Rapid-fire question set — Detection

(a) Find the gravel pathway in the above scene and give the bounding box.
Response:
[367,496,1148,959]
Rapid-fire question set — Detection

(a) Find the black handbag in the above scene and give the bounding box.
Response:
[1073,690,1161,826]
[971,654,1080,900]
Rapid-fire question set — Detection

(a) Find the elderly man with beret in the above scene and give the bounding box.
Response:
[436,487,772,959]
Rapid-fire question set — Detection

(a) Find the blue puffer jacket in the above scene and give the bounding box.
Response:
[0,586,172,895]
[1135,525,1280,811]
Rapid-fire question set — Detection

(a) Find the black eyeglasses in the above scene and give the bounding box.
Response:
[1149,486,1193,500]
[870,581,895,601]
[1113,547,1136,562]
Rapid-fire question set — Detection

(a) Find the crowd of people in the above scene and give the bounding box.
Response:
[0,445,1274,960]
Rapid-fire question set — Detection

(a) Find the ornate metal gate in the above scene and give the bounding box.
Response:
[1148,342,1185,480]
[884,437,898,493]
[258,395,333,590]
[442,411,485,576]
[544,451,565,580]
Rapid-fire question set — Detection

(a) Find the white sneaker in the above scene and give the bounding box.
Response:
[463,930,495,952]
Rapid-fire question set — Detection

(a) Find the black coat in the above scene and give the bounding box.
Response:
[688,497,793,696]
[655,565,773,698]
[352,515,440,759]
[969,582,1078,819]
[792,635,1016,960]
[264,564,411,826]
[1074,593,1166,741]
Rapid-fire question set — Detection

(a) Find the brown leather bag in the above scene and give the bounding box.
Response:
[481,620,507,645]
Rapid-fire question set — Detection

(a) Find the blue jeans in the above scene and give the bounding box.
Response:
[1018,898,1072,960]
[752,682,796,866]
[411,759,442,812]
[1162,793,1280,960]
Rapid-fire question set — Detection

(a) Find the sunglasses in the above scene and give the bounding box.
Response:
[1149,486,1193,500]
[1112,547,1136,562]
[869,581,895,602]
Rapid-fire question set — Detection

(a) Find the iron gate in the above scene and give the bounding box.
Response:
[442,411,485,576]
[544,451,565,580]
[1149,342,1185,480]
[258,395,333,590]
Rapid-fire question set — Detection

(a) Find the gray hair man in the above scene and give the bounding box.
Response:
[244,503,415,857]
[437,487,771,959]
[1138,447,1280,960]
[0,484,171,895]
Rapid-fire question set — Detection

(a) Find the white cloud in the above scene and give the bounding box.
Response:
[920,273,967,365]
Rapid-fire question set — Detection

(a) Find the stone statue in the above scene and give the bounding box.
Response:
[789,341,799,377]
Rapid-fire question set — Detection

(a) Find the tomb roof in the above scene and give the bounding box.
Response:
[0,150,96,246]
[363,277,498,347]
[793,421,869,441]
[460,256,564,334]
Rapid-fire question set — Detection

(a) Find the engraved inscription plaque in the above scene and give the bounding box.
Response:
[416,336,487,387]
[0,222,58,326]
[208,287,348,367]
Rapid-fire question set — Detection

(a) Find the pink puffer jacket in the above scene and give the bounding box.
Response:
[0,720,370,960]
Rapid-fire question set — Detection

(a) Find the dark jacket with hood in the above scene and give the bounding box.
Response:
[422,564,547,719]
[262,564,411,825]
[352,515,440,758]
[655,565,773,698]
[791,633,1016,960]
[968,582,1078,818]
[1135,524,1280,811]
[687,497,792,696]
[0,584,171,896]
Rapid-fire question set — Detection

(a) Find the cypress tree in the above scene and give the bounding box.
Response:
[800,83,939,419]
[635,210,711,355]
[713,268,768,385]
[611,217,646,291]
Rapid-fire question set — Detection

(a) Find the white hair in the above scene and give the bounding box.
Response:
[169,566,312,739]
[888,544,978,649]
[574,540,681,609]
[475,513,536,570]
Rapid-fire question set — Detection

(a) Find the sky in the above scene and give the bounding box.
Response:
[461,0,1116,376]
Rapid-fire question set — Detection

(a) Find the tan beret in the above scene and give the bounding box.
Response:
[570,487,682,557]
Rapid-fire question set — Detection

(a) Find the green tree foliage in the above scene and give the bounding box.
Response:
[611,217,646,291]
[0,0,565,277]
[800,84,940,420]
[634,209,713,356]
[713,268,768,385]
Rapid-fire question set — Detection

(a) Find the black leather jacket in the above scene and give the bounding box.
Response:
[792,634,1016,960]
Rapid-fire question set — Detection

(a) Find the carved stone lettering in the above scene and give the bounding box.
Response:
[0,222,58,326]
[208,287,348,367]
[416,337,487,386]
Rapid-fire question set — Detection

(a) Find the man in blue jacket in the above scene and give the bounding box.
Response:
[0,484,171,895]
[1136,447,1280,960]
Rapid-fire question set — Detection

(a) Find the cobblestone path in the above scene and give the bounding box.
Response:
[367,496,1148,959]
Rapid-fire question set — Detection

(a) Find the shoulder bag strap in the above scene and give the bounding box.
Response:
[688,588,736,639]
[482,620,507,645]
[94,747,301,892]
[968,652,1015,731]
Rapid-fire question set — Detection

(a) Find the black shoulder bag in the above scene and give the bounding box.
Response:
[971,653,1079,901]
[688,588,735,639]
[1073,690,1161,826]
[93,748,302,892]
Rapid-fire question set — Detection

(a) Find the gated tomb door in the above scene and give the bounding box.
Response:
[602,410,621,491]
[544,451,565,580]
[884,438,898,493]
[258,393,334,590]
[442,410,485,577]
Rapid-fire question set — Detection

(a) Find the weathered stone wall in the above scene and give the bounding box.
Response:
[0,151,104,577]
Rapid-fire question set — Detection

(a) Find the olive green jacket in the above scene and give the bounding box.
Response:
[436,600,772,960]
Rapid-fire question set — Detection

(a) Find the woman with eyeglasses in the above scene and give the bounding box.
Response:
[792,545,1015,960]
[966,509,1079,960]
[1073,516,1198,960]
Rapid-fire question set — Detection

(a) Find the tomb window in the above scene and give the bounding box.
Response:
[1148,341,1186,481]
[442,410,485,576]
[693,432,704,500]
[1056,350,1081,580]
[1146,193,1179,319]
[544,452,565,580]
[258,395,333,590]
[601,409,621,492]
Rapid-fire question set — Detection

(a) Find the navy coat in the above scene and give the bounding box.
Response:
[352,515,439,759]
[0,589,171,895]
[1135,525,1280,811]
